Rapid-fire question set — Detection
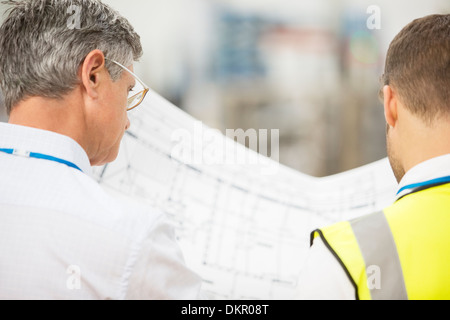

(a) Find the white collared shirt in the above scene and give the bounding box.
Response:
[0,123,203,300]
[295,154,450,300]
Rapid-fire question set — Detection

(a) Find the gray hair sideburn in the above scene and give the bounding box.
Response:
[0,0,143,114]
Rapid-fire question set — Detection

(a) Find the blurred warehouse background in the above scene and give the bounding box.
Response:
[0,0,449,176]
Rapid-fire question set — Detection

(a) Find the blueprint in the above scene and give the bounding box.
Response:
[92,90,398,300]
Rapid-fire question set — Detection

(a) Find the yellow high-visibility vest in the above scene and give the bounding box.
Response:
[312,183,450,300]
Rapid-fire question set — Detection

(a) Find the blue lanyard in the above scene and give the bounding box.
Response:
[397,175,450,195]
[0,148,82,172]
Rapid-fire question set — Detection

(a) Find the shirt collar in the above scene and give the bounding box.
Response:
[396,153,450,200]
[0,123,92,176]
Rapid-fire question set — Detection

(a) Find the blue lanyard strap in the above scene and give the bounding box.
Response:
[0,148,82,172]
[397,175,450,195]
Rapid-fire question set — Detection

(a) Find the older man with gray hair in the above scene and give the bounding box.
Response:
[0,0,203,299]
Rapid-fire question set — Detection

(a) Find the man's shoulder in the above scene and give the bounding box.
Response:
[71,174,165,235]
[385,183,450,217]
[7,164,166,240]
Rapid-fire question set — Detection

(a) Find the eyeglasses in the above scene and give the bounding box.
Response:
[105,58,150,111]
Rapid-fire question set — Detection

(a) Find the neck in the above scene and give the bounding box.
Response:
[401,113,450,173]
[8,90,88,154]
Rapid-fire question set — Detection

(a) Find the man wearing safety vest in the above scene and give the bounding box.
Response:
[296,14,450,300]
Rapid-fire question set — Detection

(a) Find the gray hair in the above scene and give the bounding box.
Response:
[0,0,143,114]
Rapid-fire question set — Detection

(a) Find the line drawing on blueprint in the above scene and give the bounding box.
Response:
[92,91,398,300]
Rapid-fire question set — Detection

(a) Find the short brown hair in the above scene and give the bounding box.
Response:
[382,14,450,123]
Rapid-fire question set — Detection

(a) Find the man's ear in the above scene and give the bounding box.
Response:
[80,49,107,99]
[383,85,398,128]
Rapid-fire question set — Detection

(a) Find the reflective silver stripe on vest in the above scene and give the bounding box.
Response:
[350,211,408,300]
